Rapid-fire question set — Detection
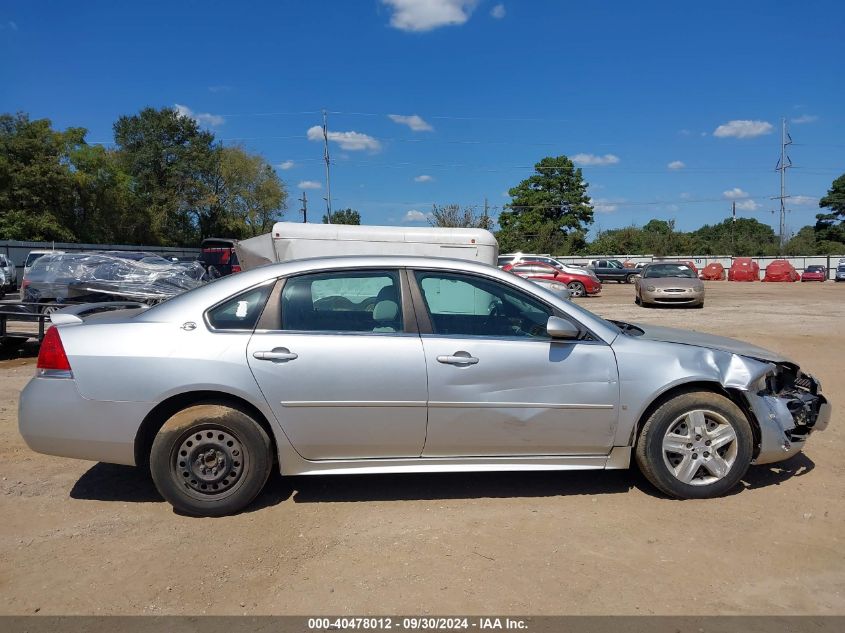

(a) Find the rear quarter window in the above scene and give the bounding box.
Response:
[207,284,273,331]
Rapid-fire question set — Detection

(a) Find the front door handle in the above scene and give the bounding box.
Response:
[253,348,298,362]
[436,352,479,366]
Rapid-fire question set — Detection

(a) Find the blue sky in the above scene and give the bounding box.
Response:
[2,0,844,236]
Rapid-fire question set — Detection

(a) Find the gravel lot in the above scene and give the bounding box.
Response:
[1,281,843,615]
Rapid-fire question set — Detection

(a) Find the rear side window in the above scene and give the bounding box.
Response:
[207,284,273,330]
[281,270,403,333]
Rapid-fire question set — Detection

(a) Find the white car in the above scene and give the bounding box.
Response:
[0,254,18,295]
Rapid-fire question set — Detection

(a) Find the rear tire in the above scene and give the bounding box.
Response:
[635,391,753,499]
[150,404,273,517]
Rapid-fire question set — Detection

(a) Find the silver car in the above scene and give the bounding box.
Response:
[19,256,829,516]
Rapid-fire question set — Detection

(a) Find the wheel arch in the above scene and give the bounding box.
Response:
[134,390,278,470]
[631,381,761,458]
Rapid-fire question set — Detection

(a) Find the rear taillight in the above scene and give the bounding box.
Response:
[231,265,242,274]
[37,327,72,375]
[21,279,30,291]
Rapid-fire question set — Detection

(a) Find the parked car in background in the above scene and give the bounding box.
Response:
[19,255,829,516]
[801,265,827,282]
[23,251,206,312]
[635,262,705,308]
[588,259,639,284]
[836,260,845,282]
[200,238,241,278]
[0,253,17,296]
[728,257,760,281]
[763,259,800,282]
[503,261,602,297]
[700,262,726,281]
[23,249,64,279]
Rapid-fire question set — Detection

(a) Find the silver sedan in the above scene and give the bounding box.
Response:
[19,256,829,516]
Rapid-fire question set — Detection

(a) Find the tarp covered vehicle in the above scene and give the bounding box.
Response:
[22,251,206,310]
[763,259,800,282]
[728,257,760,281]
[700,262,725,280]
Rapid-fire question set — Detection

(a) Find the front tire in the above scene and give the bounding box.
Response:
[635,391,753,499]
[566,281,585,297]
[150,404,272,516]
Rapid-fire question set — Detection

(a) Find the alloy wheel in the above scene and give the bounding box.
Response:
[661,409,738,485]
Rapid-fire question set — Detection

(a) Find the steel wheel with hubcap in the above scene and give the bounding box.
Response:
[150,403,272,516]
[635,391,753,498]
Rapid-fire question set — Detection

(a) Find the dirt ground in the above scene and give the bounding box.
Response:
[1,281,843,615]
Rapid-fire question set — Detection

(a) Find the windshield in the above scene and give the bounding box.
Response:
[643,264,696,279]
[806,266,824,272]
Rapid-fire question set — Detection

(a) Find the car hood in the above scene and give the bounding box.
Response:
[628,323,794,365]
[640,276,701,288]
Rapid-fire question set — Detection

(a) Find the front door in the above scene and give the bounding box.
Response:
[247,269,428,460]
[411,270,619,457]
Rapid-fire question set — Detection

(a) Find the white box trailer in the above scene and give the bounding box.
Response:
[235,222,499,270]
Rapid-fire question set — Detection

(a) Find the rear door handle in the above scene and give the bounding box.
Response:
[437,352,479,366]
[253,348,298,362]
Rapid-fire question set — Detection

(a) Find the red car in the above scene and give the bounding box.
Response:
[801,265,827,282]
[503,261,602,297]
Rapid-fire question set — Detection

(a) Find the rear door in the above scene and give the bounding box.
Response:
[410,270,619,457]
[246,268,428,460]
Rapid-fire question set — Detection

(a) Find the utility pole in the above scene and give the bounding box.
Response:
[482,197,490,229]
[772,117,793,252]
[731,200,736,253]
[322,109,333,223]
[299,191,308,223]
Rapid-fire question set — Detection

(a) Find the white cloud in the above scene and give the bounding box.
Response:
[722,187,750,199]
[382,0,478,32]
[713,119,773,139]
[297,180,322,190]
[414,174,434,182]
[735,199,760,211]
[278,160,295,170]
[403,209,431,223]
[208,85,232,93]
[680,192,692,199]
[1,20,18,30]
[791,195,818,206]
[667,160,685,170]
[590,198,619,214]
[174,103,225,127]
[573,153,620,166]
[791,114,818,124]
[491,3,506,18]
[307,125,381,151]
[388,113,433,132]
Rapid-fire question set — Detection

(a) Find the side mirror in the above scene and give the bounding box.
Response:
[553,270,560,277]
[547,316,580,339]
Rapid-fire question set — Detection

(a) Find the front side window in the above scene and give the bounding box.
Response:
[414,271,552,338]
[281,270,403,333]
[207,283,273,330]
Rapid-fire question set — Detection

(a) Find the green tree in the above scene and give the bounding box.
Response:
[322,208,361,225]
[815,173,845,245]
[0,113,85,241]
[113,107,218,245]
[497,156,593,253]
[217,146,287,237]
[427,204,491,229]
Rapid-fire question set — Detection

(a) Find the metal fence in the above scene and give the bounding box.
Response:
[554,254,845,280]
[1,240,201,281]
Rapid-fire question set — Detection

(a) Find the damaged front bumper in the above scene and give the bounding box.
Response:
[746,372,830,465]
